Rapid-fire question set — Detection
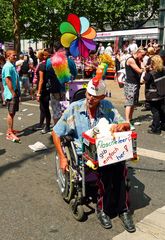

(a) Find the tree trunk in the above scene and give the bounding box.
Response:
[13,0,20,55]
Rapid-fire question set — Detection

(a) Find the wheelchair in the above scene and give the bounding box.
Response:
[54,130,136,221]
[54,88,137,221]
[54,133,98,221]
[54,88,98,221]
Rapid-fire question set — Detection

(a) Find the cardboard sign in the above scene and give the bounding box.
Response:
[96,131,133,167]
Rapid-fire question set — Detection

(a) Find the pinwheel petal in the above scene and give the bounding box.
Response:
[80,17,89,34]
[67,13,81,34]
[60,22,77,35]
[78,40,89,58]
[61,33,77,48]
[81,27,96,39]
[70,39,80,57]
[82,38,96,51]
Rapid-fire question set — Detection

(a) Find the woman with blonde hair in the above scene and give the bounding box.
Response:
[143,54,165,134]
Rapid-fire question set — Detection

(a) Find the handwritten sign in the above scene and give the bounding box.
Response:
[96,131,133,167]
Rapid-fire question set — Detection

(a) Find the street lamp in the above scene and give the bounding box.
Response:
[159,0,165,49]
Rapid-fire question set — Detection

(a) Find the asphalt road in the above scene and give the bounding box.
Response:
[0,94,165,240]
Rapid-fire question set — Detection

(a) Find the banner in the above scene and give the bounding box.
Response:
[96,131,133,167]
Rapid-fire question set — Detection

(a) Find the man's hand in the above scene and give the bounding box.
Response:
[36,95,40,102]
[111,123,130,133]
[12,92,17,98]
[52,131,69,173]
[60,156,69,173]
[36,93,41,102]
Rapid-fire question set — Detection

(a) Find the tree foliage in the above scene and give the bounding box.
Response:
[0,0,160,51]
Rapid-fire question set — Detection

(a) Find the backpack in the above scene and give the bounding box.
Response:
[46,59,62,93]
[19,60,29,76]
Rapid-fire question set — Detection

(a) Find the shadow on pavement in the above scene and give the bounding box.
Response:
[128,167,151,213]
[133,113,152,123]
[16,124,44,137]
[0,149,6,156]
[20,95,33,102]
[0,146,54,177]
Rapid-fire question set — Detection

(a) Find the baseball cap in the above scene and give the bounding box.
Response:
[87,78,107,96]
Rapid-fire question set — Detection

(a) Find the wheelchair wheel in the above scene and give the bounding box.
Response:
[70,199,85,221]
[54,146,75,203]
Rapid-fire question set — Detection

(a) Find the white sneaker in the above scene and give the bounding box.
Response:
[130,124,135,130]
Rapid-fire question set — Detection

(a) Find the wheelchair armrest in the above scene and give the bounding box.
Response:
[60,130,75,144]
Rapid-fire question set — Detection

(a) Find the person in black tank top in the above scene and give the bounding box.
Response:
[124,48,146,128]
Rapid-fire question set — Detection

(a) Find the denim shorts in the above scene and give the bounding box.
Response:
[50,93,65,118]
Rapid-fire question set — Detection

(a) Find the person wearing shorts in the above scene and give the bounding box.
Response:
[125,48,146,129]
[2,50,21,142]
[50,92,66,122]
[46,46,77,125]
[124,82,139,107]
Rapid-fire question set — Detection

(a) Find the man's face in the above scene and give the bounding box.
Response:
[86,91,105,109]
[9,51,17,63]
[137,51,146,61]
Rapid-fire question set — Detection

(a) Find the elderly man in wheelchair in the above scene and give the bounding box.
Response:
[52,78,136,233]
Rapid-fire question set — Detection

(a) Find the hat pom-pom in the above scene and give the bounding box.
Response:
[96,68,103,80]
[92,76,100,87]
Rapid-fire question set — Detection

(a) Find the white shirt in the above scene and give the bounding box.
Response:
[98,46,105,55]
[105,46,113,56]
[15,59,24,67]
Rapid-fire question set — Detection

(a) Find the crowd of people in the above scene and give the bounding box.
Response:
[93,39,165,135]
[0,39,164,139]
[0,46,77,141]
[0,39,164,138]
[115,41,165,135]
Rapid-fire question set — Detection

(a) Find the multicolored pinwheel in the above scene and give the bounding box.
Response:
[60,13,96,58]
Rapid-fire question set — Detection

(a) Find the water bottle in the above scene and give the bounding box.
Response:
[131,131,139,162]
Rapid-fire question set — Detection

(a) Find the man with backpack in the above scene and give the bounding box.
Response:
[47,47,77,125]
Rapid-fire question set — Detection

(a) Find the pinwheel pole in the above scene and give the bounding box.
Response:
[81,56,85,79]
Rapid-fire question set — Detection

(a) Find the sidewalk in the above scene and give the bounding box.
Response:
[113,206,165,240]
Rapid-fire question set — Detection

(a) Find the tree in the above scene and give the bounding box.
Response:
[0,0,160,51]
[13,0,21,53]
[0,0,13,42]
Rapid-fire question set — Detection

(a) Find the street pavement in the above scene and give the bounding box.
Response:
[0,80,165,240]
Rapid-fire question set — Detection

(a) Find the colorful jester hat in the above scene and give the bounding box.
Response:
[51,50,71,84]
[60,13,96,58]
